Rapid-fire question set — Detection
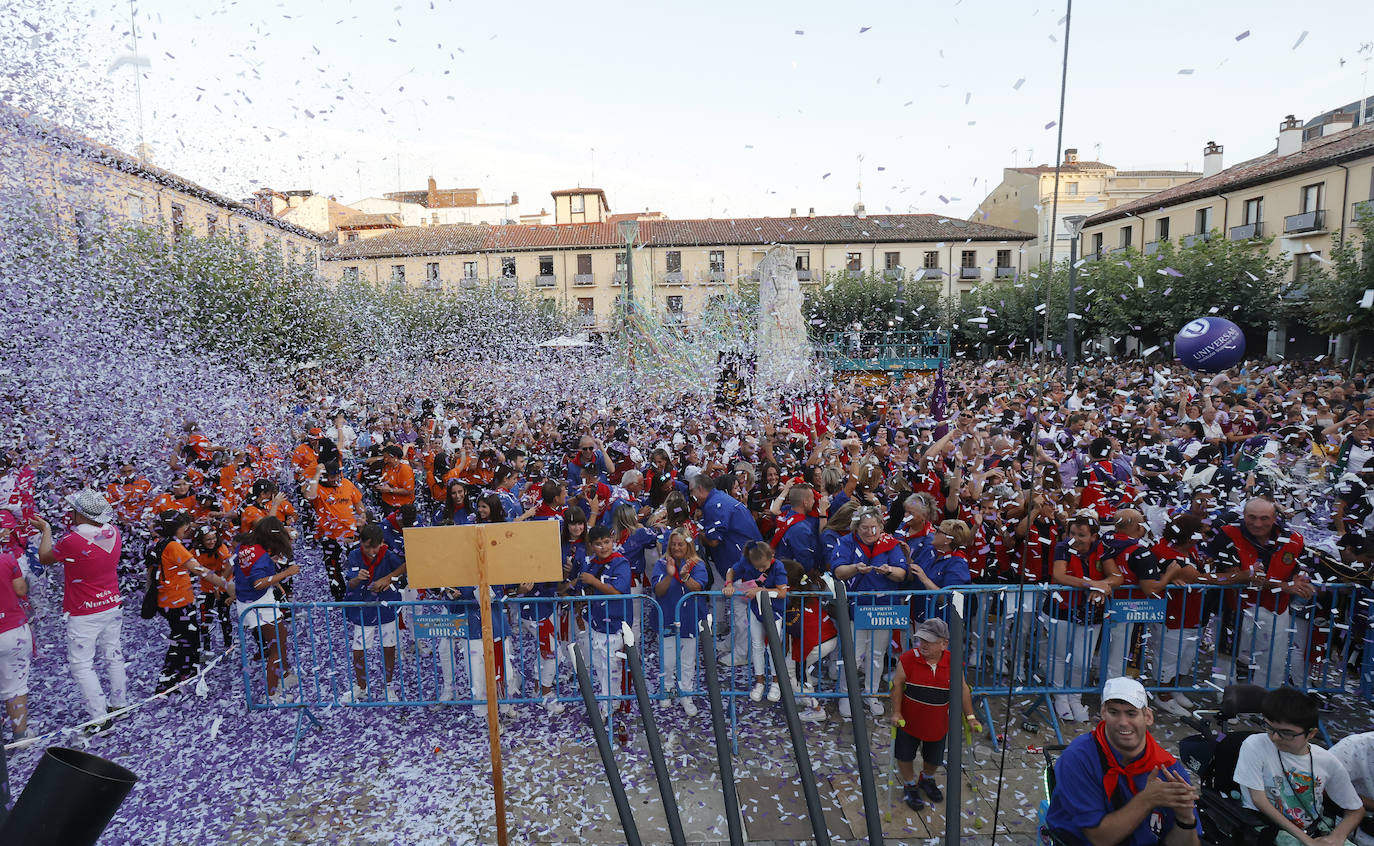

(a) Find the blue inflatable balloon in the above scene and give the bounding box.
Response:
[1175,317,1246,372]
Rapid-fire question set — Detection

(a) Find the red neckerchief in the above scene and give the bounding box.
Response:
[236,544,266,579]
[534,503,563,519]
[857,533,901,556]
[361,543,390,582]
[771,509,808,549]
[1092,720,1177,800]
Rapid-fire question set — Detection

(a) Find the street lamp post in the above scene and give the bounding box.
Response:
[617,219,640,369]
[1062,214,1088,371]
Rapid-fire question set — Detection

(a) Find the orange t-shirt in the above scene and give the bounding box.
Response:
[380,462,416,508]
[151,492,206,522]
[312,478,362,540]
[187,432,215,461]
[292,443,319,480]
[194,544,231,594]
[247,443,284,481]
[241,498,297,534]
[158,540,197,609]
[106,479,151,525]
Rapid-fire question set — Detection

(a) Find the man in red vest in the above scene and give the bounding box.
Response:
[1203,497,1315,688]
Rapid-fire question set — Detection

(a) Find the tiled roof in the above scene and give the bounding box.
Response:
[0,105,325,242]
[321,214,1033,261]
[1012,161,1114,174]
[337,212,403,229]
[320,224,490,260]
[551,187,607,197]
[1113,170,1201,178]
[1086,123,1374,226]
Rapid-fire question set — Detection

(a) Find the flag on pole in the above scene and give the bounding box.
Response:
[930,361,948,440]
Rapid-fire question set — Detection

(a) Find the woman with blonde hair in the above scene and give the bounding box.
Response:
[650,528,708,716]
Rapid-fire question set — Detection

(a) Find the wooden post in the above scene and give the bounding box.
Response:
[475,539,507,846]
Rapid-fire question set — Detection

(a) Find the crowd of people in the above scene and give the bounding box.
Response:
[1,357,1373,797]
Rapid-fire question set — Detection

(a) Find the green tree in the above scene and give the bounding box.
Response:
[1303,206,1374,363]
[802,270,942,337]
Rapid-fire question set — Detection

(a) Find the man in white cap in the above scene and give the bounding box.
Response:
[31,488,129,732]
[1045,676,1199,846]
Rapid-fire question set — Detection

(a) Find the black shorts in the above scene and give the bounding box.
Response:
[894,731,946,765]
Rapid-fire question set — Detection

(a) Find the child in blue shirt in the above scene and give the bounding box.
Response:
[724,541,789,705]
[580,526,632,720]
[343,524,406,702]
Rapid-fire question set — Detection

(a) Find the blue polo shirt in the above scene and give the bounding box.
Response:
[342,545,405,626]
[1045,730,1190,846]
[698,489,763,579]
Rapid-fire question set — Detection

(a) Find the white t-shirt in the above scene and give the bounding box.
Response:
[1330,733,1374,846]
[1235,732,1362,829]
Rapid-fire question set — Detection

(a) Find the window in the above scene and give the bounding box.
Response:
[391,265,406,285]
[577,254,593,275]
[846,252,862,271]
[923,250,940,269]
[426,262,440,283]
[615,252,627,273]
[571,194,585,214]
[1301,183,1323,213]
[126,194,144,223]
[706,294,727,311]
[709,250,725,273]
[171,203,185,241]
[501,256,516,277]
[960,250,976,268]
[346,232,359,242]
[667,295,684,312]
[1196,206,1213,234]
[884,251,900,270]
[666,251,682,273]
[538,255,554,276]
[342,266,359,282]
[1295,252,1321,282]
[463,261,477,279]
[576,297,594,314]
[794,250,810,271]
[1156,217,1170,240]
[1067,182,1079,196]
[206,214,218,236]
[1092,233,1104,255]
[1243,197,1263,225]
[996,249,1012,267]
[1120,226,1132,249]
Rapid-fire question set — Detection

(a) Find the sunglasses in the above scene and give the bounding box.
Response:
[1263,722,1309,740]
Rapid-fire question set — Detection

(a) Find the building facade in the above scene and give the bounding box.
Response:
[972,148,1200,265]
[321,201,1033,333]
[353,179,524,227]
[0,106,324,263]
[1080,115,1374,358]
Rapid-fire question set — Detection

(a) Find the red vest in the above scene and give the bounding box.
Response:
[1218,524,1303,614]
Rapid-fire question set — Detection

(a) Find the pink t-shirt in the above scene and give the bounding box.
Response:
[0,552,25,633]
[53,523,123,616]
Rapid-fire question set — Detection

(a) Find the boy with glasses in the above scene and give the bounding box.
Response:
[1234,686,1364,846]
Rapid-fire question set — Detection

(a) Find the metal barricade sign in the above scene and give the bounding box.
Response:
[412,612,469,639]
[1112,598,1166,623]
[855,604,909,630]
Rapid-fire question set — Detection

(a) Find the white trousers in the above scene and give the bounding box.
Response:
[588,627,624,705]
[794,637,838,694]
[839,628,891,696]
[662,631,698,698]
[1045,617,1099,688]
[1237,606,1296,688]
[463,637,518,703]
[1153,625,1203,684]
[66,607,129,719]
[519,616,559,690]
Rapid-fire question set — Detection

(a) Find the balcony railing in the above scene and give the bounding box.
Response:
[499,275,518,289]
[424,278,443,290]
[664,312,687,326]
[459,276,478,289]
[844,268,863,279]
[1143,241,1160,255]
[1229,221,1263,240]
[662,271,684,284]
[573,273,594,286]
[883,268,903,281]
[959,267,981,279]
[577,314,596,328]
[1182,232,1211,247]
[707,269,726,283]
[611,271,626,286]
[535,274,557,288]
[797,268,813,281]
[1284,210,1326,234]
[1109,245,1129,254]
[994,266,1016,278]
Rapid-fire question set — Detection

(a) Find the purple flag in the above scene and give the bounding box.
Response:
[930,361,948,439]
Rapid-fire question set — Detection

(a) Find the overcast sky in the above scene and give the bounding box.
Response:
[9,0,1374,222]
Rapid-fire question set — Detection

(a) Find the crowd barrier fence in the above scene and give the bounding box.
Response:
[238,582,1374,759]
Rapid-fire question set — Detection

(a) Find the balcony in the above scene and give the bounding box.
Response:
[1182,232,1211,247]
[844,268,863,279]
[1109,245,1129,255]
[1283,210,1326,234]
[573,273,595,286]
[883,268,903,281]
[1143,241,1160,255]
[459,275,478,289]
[611,271,626,286]
[577,314,596,328]
[423,278,443,290]
[664,312,687,326]
[662,271,684,284]
[797,268,813,282]
[535,274,557,288]
[499,274,518,290]
[707,269,726,283]
[917,267,942,280]
[1229,221,1263,241]
[1355,200,1373,221]
[959,267,981,279]
[994,266,1016,278]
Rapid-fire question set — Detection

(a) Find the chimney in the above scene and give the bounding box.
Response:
[808,207,815,217]
[510,192,519,205]
[1202,142,1224,178]
[854,202,866,219]
[790,207,797,217]
[1277,115,1303,156]
[426,176,437,207]
[1323,112,1356,137]
[1064,148,1079,164]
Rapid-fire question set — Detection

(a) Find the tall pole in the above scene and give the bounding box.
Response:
[943,593,966,846]
[697,617,746,846]
[1040,0,1074,360]
[1066,236,1079,371]
[571,642,643,846]
[831,582,885,845]
[622,623,686,846]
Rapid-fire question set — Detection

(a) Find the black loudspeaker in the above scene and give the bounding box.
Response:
[0,747,137,845]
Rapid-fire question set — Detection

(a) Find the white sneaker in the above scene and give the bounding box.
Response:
[869,698,885,717]
[1172,692,1197,710]
[803,696,819,710]
[437,686,457,703]
[839,697,852,718]
[681,698,699,717]
[720,653,747,667]
[269,689,297,706]
[767,683,781,703]
[385,683,400,702]
[1053,694,1075,722]
[1069,697,1090,723]
[1155,695,1192,719]
[499,703,517,718]
[349,682,367,704]
[800,707,827,723]
[543,693,565,715]
[281,671,299,690]
[749,682,765,702]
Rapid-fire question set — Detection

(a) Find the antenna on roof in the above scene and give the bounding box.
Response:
[1094,142,1102,161]
[127,0,147,161]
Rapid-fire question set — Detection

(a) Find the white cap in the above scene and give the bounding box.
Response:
[1101,677,1148,708]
